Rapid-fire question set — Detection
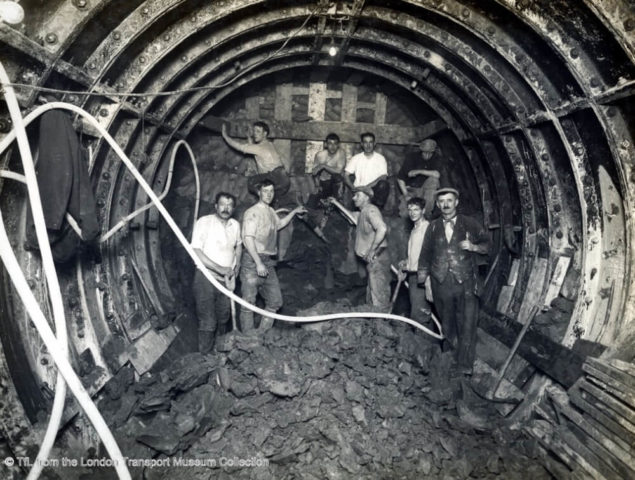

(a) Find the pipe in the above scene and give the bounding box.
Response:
[0,62,70,480]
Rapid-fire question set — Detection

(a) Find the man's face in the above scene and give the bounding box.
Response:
[325,139,340,155]
[361,136,375,155]
[352,191,367,208]
[436,193,459,218]
[215,196,235,220]
[253,125,266,143]
[407,204,423,222]
[421,149,434,160]
[259,184,275,204]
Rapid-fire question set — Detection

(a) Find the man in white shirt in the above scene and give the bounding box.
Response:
[240,179,307,332]
[398,197,432,324]
[344,132,390,208]
[191,192,242,353]
[222,121,290,198]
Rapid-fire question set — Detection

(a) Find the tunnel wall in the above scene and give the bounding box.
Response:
[0,0,633,470]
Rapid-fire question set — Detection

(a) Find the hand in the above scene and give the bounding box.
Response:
[398,259,407,271]
[224,275,236,292]
[364,251,376,263]
[325,197,335,204]
[233,264,241,276]
[221,123,227,134]
[407,170,420,178]
[417,270,427,285]
[256,262,268,277]
[458,240,473,251]
[294,206,308,215]
[397,270,407,282]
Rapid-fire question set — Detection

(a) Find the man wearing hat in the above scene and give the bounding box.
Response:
[417,187,489,375]
[328,186,391,311]
[397,138,445,219]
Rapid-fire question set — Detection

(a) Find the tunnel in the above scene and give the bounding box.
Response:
[0,0,634,478]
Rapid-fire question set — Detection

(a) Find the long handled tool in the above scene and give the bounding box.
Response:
[388,274,405,314]
[488,305,539,400]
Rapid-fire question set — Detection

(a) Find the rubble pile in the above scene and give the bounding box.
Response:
[84,312,551,480]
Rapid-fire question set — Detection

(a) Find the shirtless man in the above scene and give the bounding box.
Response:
[222,121,290,198]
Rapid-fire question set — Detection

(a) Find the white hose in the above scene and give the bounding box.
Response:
[0,63,71,480]
[99,139,200,243]
[1,100,444,338]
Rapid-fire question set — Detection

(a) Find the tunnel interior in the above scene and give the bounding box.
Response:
[0,1,634,479]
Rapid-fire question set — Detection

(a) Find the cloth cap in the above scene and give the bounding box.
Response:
[419,139,437,152]
[353,186,374,198]
[435,186,459,197]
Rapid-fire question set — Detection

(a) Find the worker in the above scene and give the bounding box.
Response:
[417,187,489,375]
[312,133,347,200]
[191,192,242,354]
[221,121,290,199]
[328,186,391,311]
[397,197,432,325]
[240,179,307,332]
[343,132,390,208]
[396,138,444,219]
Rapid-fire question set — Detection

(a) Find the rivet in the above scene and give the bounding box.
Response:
[139,56,146,64]
[45,33,58,44]
[570,48,579,59]
[554,204,562,212]
[461,8,470,18]
[88,62,96,70]
[142,7,149,15]
[556,231,563,239]
[96,199,105,208]
[163,34,171,42]
[589,77,600,88]
[423,50,430,58]
[486,26,495,36]
[575,146,585,156]
[484,65,491,72]
[624,19,634,32]
[607,107,616,117]
[99,108,109,117]
[113,31,121,41]
[74,0,87,8]
[181,55,188,62]
[41,358,49,365]
[102,171,110,179]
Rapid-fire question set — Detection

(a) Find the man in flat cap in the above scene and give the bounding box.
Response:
[397,138,445,219]
[417,186,489,375]
[329,186,391,311]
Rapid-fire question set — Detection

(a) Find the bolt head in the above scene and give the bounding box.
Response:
[45,33,58,44]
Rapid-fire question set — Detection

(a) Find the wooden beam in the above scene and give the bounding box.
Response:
[201,116,446,146]
[479,307,598,388]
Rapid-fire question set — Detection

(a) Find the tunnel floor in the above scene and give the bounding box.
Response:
[51,317,550,480]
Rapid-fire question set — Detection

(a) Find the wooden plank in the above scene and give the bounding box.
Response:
[587,357,635,390]
[544,256,572,306]
[245,96,260,119]
[517,257,548,324]
[556,422,622,480]
[564,417,635,479]
[609,359,635,379]
[201,116,447,145]
[553,393,634,461]
[308,82,327,121]
[496,285,515,314]
[584,363,635,408]
[577,381,635,433]
[568,385,635,445]
[274,83,293,172]
[480,307,587,388]
[341,83,358,122]
[374,92,387,125]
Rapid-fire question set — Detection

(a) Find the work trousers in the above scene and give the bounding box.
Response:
[239,253,283,331]
[371,179,390,209]
[408,273,431,324]
[192,269,230,354]
[364,249,392,312]
[430,274,478,371]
